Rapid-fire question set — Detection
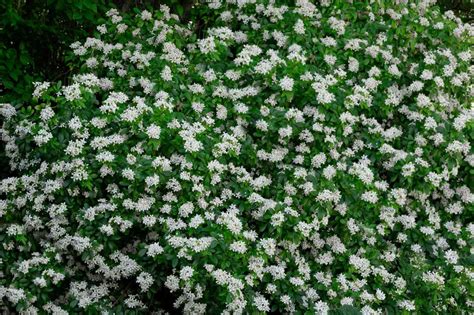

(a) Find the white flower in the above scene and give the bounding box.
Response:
[40,107,55,121]
[323,165,337,180]
[398,300,416,311]
[0,103,16,119]
[426,172,442,187]
[198,36,216,54]
[279,76,294,91]
[316,189,341,204]
[294,19,305,34]
[253,294,270,312]
[100,92,129,113]
[62,83,81,101]
[192,102,205,113]
[145,174,160,187]
[316,89,335,104]
[270,212,285,227]
[122,168,135,180]
[278,126,293,138]
[259,238,276,256]
[96,25,107,34]
[65,139,85,156]
[136,272,154,292]
[422,271,445,286]
[349,255,371,277]
[230,241,247,254]
[324,54,337,65]
[33,277,47,287]
[140,10,152,21]
[311,153,327,168]
[444,249,459,264]
[146,124,161,139]
[328,16,346,35]
[446,202,463,215]
[33,129,53,146]
[348,57,359,72]
[361,191,378,204]
[401,163,415,177]
[179,266,194,281]
[124,295,144,309]
[161,66,173,81]
[147,243,164,257]
[32,81,50,98]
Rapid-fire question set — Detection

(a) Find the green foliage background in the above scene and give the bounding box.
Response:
[0,0,471,175]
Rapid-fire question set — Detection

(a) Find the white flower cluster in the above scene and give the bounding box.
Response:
[0,1,473,314]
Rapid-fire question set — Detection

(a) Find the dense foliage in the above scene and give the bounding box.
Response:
[0,1,470,178]
[0,0,473,314]
[0,0,194,178]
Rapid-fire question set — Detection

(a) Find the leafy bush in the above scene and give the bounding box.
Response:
[0,0,112,180]
[0,0,194,104]
[0,0,195,180]
[0,1,473,314]
[0,0,107,103]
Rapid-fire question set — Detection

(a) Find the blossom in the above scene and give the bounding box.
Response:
[33,129,53,146]
[61,83,81,101]
[147,243,164,257]
[230,241,247,254]
[198,36,216,54]
[179,266,194,281]
[253,294,270,312]
[0,103,16,120]
[279,76,294,91]
[40,107,55,121]
[136,272,154,292]
[146,124,161,139]
[32,81,50,98]
[361,191,378,204]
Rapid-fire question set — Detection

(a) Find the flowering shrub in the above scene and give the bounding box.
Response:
[1,1,473,314]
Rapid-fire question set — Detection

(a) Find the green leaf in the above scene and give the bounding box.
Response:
[84,1,97,12]
[72,11,83,20]
[176,5,184,17]
[172,257,178,268]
